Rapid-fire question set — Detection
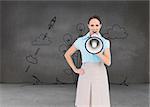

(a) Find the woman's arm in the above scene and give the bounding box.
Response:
[64,45,85,75]
[96,48,111,66]
[64,45,78,71]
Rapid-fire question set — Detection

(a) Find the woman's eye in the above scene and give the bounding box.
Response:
[91,25,94,27]
[96,25,99,27]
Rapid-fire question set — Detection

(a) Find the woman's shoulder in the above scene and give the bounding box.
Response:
[101,36,111,46]
[74,37,82,42]
[75,34,87,41]
[73,36,83,44]
[105,38,110,42]
[101,36,110,42]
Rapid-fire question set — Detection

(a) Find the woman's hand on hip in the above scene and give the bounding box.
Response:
[74,68,85,75]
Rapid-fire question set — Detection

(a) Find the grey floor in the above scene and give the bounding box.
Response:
[0,83,149,107]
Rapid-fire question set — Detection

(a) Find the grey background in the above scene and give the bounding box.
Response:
[0,1,149,84]
[0,1,2,82]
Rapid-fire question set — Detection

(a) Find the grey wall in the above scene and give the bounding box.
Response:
[0,1,2,82]
[1,1,149,84]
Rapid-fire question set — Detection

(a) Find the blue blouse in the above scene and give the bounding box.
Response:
[73,32,110,63]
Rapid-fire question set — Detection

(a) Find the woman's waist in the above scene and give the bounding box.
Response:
[80,62,106,75]
[81,61,104,67]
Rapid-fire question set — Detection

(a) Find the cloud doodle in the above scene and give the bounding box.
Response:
[103,24,128,40]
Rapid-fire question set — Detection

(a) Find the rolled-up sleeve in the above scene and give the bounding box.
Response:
[73,38,80,50]
[104,40,110,49]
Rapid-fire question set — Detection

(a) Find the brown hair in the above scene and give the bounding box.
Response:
[88,15,102,24]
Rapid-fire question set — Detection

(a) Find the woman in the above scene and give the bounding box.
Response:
[64,15,111,107]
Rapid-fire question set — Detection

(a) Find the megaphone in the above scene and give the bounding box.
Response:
[85,33,104,54]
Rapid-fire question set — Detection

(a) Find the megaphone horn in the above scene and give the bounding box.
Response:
[85,35,104,54]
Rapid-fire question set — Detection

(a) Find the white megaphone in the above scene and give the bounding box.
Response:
[85,33,104,54]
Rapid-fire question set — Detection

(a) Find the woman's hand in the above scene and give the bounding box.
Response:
[96,48,111,66]
[74,68,85,75]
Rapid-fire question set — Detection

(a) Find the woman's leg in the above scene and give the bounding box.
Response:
[75,64,91,107]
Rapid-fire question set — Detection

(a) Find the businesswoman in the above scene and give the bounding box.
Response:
[64,15,111,107]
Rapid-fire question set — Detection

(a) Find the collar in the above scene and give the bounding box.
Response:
[82,32,102,40]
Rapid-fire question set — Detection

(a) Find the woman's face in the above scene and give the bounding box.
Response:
[88,18,102,35]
